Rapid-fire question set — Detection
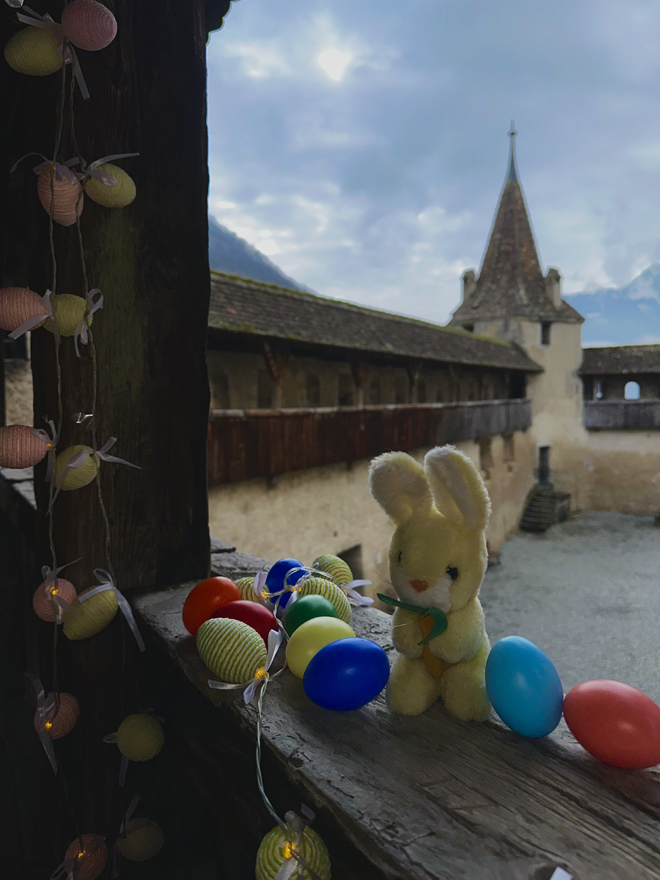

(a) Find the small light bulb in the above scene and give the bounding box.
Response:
[283,843,294,859]
[255,667,267,681]
[50,587,59,596]
[45,721,53,731]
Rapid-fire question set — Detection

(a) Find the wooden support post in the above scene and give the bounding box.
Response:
[350,356,367,408]
[263,341,289,408]
[406,359,421,404]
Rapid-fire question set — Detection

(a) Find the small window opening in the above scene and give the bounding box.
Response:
[338,373,354,406]
[624,381,640,400]
[463,324,474,333]
[394,376,408,404]
[306,373,320,406]
[538,446,550,484]
[541,322,551,345]
[338,544,363,580]
[595,380,603,400]
[369,377,382,405]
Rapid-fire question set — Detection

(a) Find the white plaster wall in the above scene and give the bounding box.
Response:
[585,430,660,515]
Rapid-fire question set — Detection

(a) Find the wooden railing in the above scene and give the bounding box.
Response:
[207,398,532,485]
[584,399,660,430]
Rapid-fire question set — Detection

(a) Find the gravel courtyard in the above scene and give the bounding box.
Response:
[481,511,660,703]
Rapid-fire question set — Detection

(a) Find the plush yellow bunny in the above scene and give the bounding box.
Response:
[369,445,492,720]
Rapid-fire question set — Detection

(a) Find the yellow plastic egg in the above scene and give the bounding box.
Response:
[298,577,352,624]
[44,293,91,337]
[4,28,63,76]
[63,586,118,640]
[54,445,99,490]
[197,617,267,683]
[116,714,164,762]
[256,824,331,880]
[85,164,136,208]
[118,819,164,861]
[285,616,354,679]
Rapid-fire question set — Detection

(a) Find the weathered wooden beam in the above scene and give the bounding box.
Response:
[584,400,660,430]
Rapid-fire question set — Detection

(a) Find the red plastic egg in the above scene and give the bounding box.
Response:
[182,577,240,635]
[211,600,278,647]
[564,680,660,769]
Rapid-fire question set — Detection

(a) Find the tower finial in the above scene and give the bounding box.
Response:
[507,121,518,182]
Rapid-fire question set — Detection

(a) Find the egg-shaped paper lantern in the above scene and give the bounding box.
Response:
[44,293,90,337]
[485,636,563,738]
[64,834,108,880]
[54,445,99,491]
[63,585,118,640]
[61,0,117,51]
[283,595,338,636]
[36,692,80,739]
[312,554,353,587]
[85,164,136,208]
[235,575,261,603]
[182,576,240,635]
[297,578,352,624]
[304,638,390,712]
[118,818,164,861]
[211,600,278,647]
[0,424,50,469]
[37,167,84,227]
[0,287,49,333]
[563,680,660,769]
[116,714,164,762]
[285,616,355,680]
[197,617,267,683]
[32,577,77,622]
[4,28,63,76]
[256,824,331,880]
[265,558,306,608]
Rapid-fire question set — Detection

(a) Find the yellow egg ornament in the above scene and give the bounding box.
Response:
[54,445,100,490]
[85,163,136,208]
[197,617,267,683]
[45,293,91,337]
[256,824,331,880]
[63,585,118,640]
[4,27,63,76]
[118,818,164,861]
[115,714,164,762]
[297,577,352,624]
[285,616,355,679]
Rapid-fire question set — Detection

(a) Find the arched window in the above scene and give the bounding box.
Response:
[394,376,408,404]
[624,381,640,400]
[306,373,320,406]
[369,377,382,405]
[338,374,354,406]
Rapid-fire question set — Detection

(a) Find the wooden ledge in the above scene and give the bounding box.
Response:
[133,579,660,880]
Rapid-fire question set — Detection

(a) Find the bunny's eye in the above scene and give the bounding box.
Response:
[397,551,403,564]
[447,566,459,581]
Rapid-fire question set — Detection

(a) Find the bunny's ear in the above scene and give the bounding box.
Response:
[424,445,491,531]
[369,452,432,525]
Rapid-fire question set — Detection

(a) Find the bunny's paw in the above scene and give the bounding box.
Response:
[387,654,441,716]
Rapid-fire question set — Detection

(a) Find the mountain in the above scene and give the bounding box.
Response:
[208,216,308,291]
[565,265,660,347]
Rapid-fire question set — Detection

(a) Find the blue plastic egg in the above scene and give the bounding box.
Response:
[303,637,390,711]
[265,558,305,609]
[485,636,563,738]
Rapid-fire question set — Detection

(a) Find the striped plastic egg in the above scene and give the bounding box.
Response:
[0,287,49,333]
[256,824,331,880]
[312,554,353,586]
[36,692,80,739]
[4,28,63,76]
[197,617,267,683]
[235,575,262,603]
[85,164,136,208]
[298,577,352,624]
[45,294,91,337]
[63,586,118,640]
[32,577,77,622]
[55,445,99,491]
[0,425,50,469]
[64,834,108,880]
[37,167,84,227]
[61,0,118,51]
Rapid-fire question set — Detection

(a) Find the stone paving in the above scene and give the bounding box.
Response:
[481,511,660,702]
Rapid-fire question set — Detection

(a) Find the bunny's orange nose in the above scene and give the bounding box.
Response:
[410,579,428,593]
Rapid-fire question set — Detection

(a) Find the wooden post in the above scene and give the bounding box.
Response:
[263,341,288,408]
[350,355,367,408]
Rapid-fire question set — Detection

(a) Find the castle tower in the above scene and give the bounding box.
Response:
[450,125,587,502]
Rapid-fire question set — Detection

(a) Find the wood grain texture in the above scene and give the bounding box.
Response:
[134,578,660,880]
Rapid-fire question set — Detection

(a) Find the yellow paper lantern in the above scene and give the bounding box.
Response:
[37,166,84,227]
[85,164,136,208]
[297,577,352,624]
[54,445,99,490]
[197,617,267,683]
[45,294,91,337]
[64,834,108,880]
[0,424,50,469]
[36,692,80,740]
[115,714,164,762]
[63,586,118,640]
[4,28,63,77]
[0,287,49,333]
[256,824,331,880]
[118,818,164,861]
[235,575,262,603]
[32,577,77,622]
[312,555,353,587]
[285,617,355,679]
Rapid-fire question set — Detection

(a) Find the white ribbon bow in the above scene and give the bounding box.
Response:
[40,557,81,622]
[343,579,374,607]
[16,6,90,99]
[66,153,139,187]
[25,672,58,774]
[52,437,140,507]
[8,289,53,341]
[78,569,146,652]
[273,810,323,880]
[208,626,286,704]
[73,288,104,358]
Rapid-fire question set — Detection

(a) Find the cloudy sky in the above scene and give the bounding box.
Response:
[207,0,660,326]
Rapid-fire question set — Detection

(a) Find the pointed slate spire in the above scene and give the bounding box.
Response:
[507,121,518,182]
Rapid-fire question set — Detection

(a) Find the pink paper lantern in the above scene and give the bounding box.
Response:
[0,425,50,469]
[64,834,108,880]
[0,287,49,333]
[32,578,78,622]
[36,692,80,740]
[37,166,84,227]
[61,0,117,52]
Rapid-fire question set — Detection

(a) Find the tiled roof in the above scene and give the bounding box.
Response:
[450,147,583,326]
[580,345,660,375]
[208,272,543,373]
